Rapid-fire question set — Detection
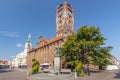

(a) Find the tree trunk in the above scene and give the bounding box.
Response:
[99,65,103,70]
[87,64,90,76]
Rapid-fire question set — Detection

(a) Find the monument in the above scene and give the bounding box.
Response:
[54,46,61,74]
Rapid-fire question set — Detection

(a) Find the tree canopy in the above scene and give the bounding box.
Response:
[61,26,112,72]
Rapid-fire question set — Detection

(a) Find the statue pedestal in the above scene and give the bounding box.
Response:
[54,56,60,73]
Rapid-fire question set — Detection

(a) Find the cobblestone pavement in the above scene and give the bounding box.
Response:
[79,70,120,80]
[0,68,120,80]
[0,69,26,80]
[27,73,74,80]
[27,70,120,80]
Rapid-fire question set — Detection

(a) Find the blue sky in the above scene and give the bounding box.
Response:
[0,0,120,61]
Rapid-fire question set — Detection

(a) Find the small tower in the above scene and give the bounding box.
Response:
[24,33,32,55]
[56,1,74,37]
[22,33,32,66]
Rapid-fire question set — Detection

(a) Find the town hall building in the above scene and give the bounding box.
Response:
[27,1,74,68]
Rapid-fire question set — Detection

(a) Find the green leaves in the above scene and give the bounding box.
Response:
[61,25,112,74]
[31,59,40,74]
[74,61,82,72]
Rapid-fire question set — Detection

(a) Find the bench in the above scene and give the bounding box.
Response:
[60,69,71,74]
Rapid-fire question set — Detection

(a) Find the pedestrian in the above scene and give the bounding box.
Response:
[87,67,90,76]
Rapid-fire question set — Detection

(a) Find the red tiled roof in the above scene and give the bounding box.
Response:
[48,36,64,44]
[44,38,49,43]
[0,60,8,64]
[39,36,64,47]
[29,36,64,52]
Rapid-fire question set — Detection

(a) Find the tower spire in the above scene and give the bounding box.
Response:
[26,33,31,43]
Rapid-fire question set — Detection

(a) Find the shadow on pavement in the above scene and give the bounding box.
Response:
[114,71,120,79]
[90,70,103,73]
[0,69,14,73]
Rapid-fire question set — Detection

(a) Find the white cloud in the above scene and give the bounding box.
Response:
[16,43,23,48]
[9,56,15,58]
[0,31,19,38]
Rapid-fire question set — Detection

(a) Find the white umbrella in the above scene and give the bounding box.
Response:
[41,63,49,65]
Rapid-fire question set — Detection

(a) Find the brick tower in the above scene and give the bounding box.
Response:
[56,1,74,37]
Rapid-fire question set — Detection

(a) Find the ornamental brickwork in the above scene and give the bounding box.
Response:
[56,1,74,37]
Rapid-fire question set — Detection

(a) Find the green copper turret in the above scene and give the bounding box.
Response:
[26,33,32,43]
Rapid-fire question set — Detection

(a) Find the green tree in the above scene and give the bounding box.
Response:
[93,46,112,69]
[31,59,40,74]
[61,25,112,75]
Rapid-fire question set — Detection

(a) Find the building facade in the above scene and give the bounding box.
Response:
[12,34,32,67]
[0,60,9,69]
[27,1,74,68]
[56,1,74,37]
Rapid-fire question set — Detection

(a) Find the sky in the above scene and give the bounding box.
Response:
[0,0,120,61]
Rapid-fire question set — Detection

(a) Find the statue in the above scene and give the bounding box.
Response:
[55,46,60,56]
[54,45,61,73]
